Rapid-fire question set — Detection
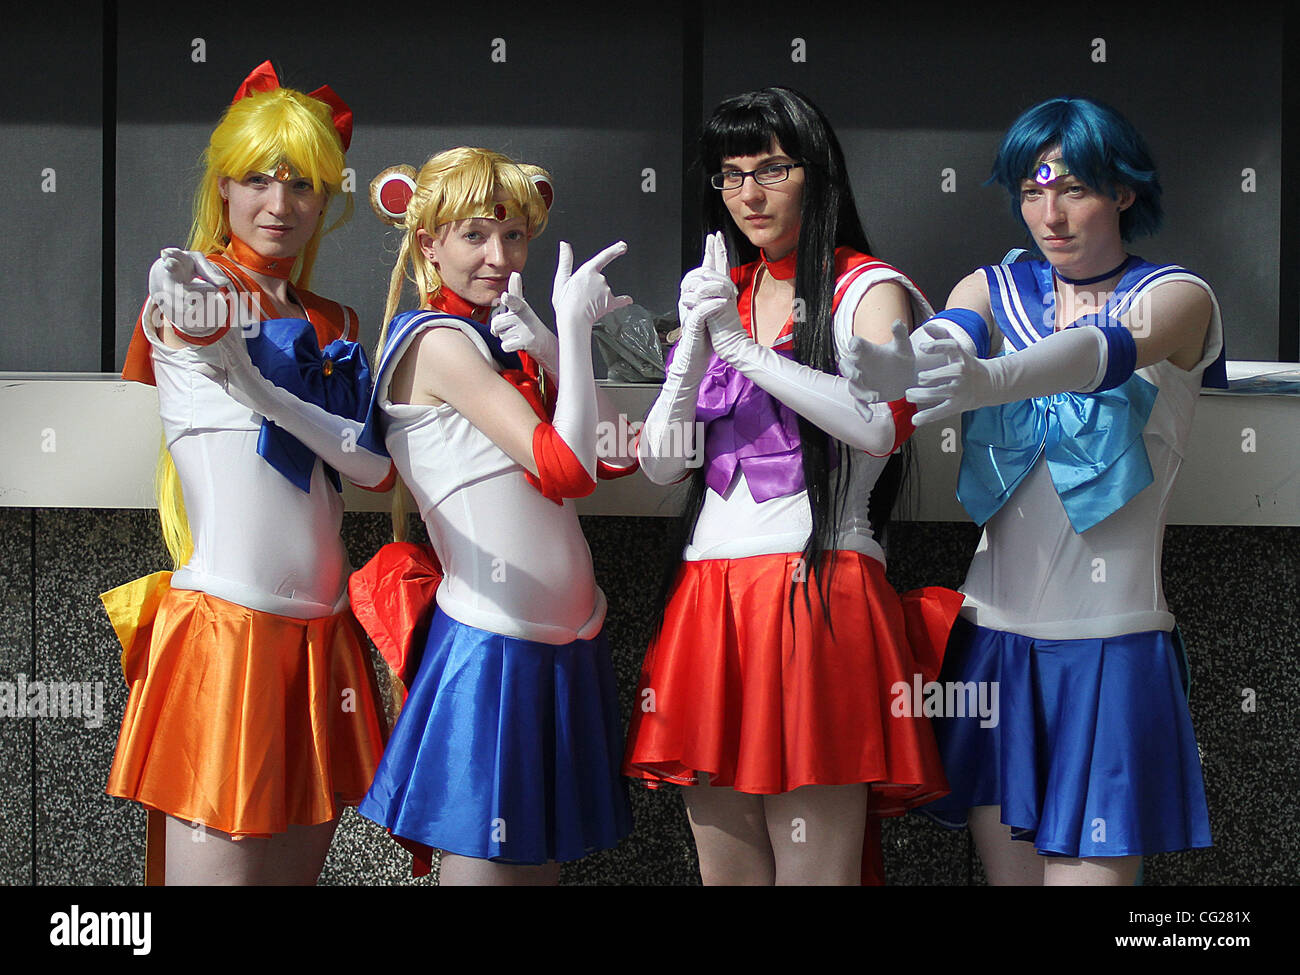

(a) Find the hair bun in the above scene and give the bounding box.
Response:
[516,164,555,211]
[370,165,418,225]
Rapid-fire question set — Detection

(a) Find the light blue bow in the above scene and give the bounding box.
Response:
[957,374,1158,534]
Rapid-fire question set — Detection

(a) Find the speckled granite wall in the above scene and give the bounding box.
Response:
[1,511,1294,885]
[0,509,33,885]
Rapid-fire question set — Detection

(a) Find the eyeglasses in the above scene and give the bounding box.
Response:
[710,163,803,190]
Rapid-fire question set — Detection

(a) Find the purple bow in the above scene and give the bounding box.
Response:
[693,349,807,501]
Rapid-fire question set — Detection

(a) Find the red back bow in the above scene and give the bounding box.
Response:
[231,60,353,151]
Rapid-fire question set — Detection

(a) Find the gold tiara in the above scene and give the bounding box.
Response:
[436,199,528,227]
[1032,158,1071,185]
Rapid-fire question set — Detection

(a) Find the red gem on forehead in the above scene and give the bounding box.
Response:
[494,203,507,221]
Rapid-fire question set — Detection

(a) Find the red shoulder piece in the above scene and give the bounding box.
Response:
[831,247,928,311]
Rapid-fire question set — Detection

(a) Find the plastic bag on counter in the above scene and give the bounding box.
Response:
[593,304,677,383]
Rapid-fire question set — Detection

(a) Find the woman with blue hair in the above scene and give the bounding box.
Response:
[866,96,1223,884]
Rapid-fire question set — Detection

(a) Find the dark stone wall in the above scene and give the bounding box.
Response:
[1,508,1293,885]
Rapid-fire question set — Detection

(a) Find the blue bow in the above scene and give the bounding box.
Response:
[245,319,375,492]
[958,374,1158,534]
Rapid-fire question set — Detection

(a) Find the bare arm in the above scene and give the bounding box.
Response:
[944,270,1002,355]
[1123,280,1212,371]
[852,279,913,342]
[391,326,543,476]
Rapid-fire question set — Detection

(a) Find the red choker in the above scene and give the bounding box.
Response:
[225,234,296,280]
[427,287,490,322]
[761,249,798,280]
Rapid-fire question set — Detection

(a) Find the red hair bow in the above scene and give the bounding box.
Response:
[231,60,354,151]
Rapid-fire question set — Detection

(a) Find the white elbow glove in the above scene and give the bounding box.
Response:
[637,235,722,483]
[703,298,897,454]
[550,241,632,477]
[906,320,1110,426]
[210,330,392,488]
[688,230,896,456]
[148,248,231,337]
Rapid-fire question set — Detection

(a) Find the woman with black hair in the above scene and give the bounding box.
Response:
[623,87,961,885]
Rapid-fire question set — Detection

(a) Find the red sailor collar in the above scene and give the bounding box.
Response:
[760,248,798,280]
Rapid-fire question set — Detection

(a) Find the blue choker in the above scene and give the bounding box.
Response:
[1055,256,1132,287]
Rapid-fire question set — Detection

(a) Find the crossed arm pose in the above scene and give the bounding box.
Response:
[864,97,1221,886]
[623,87,964,886]
[106,63,391,885]
[349,149,635,885]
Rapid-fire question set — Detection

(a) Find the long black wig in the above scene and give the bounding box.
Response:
[662,86,907,624]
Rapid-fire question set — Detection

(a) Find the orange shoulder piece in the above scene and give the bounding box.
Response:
[120,299,158,385]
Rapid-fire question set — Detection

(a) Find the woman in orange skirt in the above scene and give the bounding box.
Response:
[623,87,961,884]
[104,62,393,884]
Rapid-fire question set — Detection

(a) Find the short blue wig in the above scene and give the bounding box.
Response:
[989,97,1163,241]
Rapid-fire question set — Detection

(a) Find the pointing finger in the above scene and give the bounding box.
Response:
[578,240,629,276]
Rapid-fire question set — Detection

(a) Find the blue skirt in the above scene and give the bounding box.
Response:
[918,618,1212,857]
[357,608,633,864]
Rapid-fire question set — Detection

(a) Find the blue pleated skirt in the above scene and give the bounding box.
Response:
[918,618,1212,857]
[357,608,633,864]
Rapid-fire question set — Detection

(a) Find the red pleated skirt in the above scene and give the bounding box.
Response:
[622,551,960,815]
[103,573,389,838]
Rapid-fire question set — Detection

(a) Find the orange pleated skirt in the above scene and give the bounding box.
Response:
[103,572,388,838]
[622,551,960,815]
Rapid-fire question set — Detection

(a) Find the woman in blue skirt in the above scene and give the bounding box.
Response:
[872,97,1222,884]
[352,148,636,884]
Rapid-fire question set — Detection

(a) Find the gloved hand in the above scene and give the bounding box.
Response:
[550,240,632,475]
[148,247,231,337]
[638,232,727,483]
[693,246,898,456]
[906,320,1109,426]
[840,319,915,415]
[491,271,559,377]
[674,231,732,373]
